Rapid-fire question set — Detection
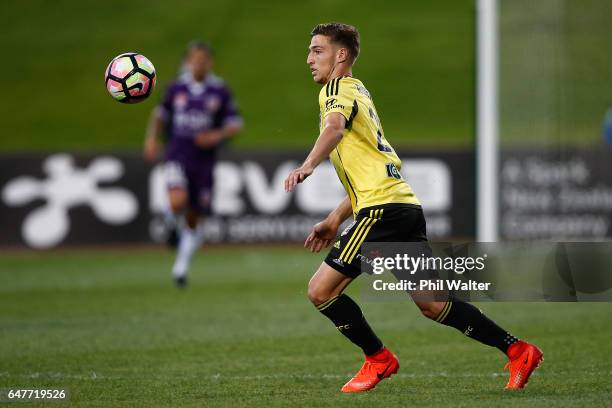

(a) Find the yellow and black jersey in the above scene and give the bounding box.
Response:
[318,76,420,216]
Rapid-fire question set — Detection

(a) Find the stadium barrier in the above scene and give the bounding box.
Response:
[0,149,612,248]
[0,151,474,248]
[5,148,612,248]
[499,149,612,240]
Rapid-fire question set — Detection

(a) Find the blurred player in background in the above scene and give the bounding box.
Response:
[144,41,242,287]
[285,23,542,393]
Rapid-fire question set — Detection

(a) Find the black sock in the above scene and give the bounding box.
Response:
[317,294,383,355]
[435,298,518,354]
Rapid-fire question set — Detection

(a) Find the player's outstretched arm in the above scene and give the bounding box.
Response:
[284,112,346,192]
[222,121,242,140]
[305,196,352,252]
[195,121,242,148]
[144,107,165,162]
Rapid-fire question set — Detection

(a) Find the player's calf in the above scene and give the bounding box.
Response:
[307,281,334,306]
[308,264,384,358]
[418,296,520,354]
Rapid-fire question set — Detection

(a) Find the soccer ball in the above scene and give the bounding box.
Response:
[105,53,156,104]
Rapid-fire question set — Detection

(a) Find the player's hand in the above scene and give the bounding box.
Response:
[304,219,338,253]
[144,137,160,162]
[284,165,314,192]
[195,130,224,148]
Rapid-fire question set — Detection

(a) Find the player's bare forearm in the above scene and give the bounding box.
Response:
[221,121,242,140]
[284,113,346,192]
[145,108,165,140]
[327,196,353,228]
[304,197,351,253]
[144,109,165,162]
[195,122,242,148]
[302,114,346,170]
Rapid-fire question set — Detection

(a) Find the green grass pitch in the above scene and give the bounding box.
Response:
[1,247,611,407]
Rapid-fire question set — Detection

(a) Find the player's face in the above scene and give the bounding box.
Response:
[307,35,337,84]
[187,49,212,81]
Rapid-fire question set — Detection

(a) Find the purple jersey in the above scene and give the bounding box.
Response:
[158,73,241,163]
[158,73,241,213]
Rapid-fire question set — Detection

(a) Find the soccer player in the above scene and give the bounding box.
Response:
[144,41,242,287]
[284,23,543,392]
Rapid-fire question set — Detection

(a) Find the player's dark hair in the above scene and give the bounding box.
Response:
[185,40,214,58]
[310,23,360,64]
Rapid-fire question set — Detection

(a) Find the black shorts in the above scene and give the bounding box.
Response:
[324,203,428,278]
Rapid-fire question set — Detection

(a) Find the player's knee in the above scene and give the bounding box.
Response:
[170,202,186,213]
[415,301,445,320]
[420,308,438,320]
[306,284,324,305]
[168,189,188,212]
[307,282,332,306]
[185,210,199,229]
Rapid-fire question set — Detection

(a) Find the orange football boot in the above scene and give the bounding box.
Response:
[341,347,399,393]
[504,340,543,389]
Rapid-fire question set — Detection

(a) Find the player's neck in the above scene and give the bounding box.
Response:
[192,74,207,83]
[327,69,352,84]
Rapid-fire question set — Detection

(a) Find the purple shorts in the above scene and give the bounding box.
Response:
[164,160,214,214]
